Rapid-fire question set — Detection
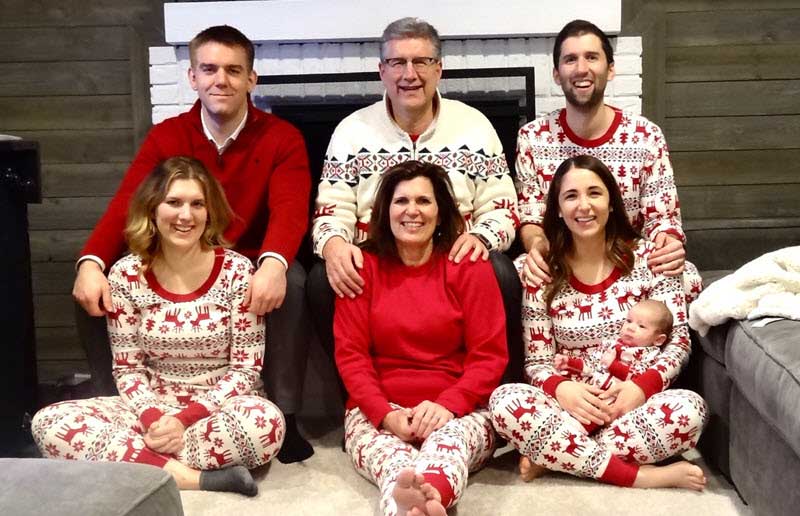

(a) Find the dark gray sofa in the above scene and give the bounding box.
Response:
[689,275,800,516]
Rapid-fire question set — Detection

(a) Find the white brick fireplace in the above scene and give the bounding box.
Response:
[149,0,639,124]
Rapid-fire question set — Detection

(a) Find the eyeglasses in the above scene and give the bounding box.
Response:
[382,57,440,72]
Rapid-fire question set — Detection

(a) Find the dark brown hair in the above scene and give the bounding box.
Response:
[362,160,463,260]
[189,25,255,71]
[542,155,640,308]
[553,19,614,69]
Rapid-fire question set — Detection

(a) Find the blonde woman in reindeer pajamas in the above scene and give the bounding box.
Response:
[335,161,507,516]
[32,157,284,496]
[490,155,708,490]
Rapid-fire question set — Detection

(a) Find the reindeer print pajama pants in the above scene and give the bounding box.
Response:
[344,405,496,516]
[489,383,708,486]
[31,394,285,470]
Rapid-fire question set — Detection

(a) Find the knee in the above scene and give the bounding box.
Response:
[488,383,533,412]
[676,389,709,429]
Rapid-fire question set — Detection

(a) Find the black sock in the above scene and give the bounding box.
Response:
[199,465,258,497]
[277,414,314,464]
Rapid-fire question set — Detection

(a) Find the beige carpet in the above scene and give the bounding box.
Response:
[179,419,750,516]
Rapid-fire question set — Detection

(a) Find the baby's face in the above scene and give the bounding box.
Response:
[620,304,662,347]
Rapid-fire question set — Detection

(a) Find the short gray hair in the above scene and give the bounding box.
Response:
[380,17,442,60]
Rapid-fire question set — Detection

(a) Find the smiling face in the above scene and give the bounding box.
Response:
[389,176,439,262]
[155,178,208,253]
[379,37,442,120]
[620,303,666,347]
[553,33,615,110]
[188,41,256,124]
[557,167,610,243]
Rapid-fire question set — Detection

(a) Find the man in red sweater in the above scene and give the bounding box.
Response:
[71,25,313,463]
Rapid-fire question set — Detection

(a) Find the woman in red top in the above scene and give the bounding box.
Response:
[334,161,508,516]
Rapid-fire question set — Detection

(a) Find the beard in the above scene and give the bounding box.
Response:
[564,82,606,112]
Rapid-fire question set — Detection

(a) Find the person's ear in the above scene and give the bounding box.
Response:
[654,333,667,346]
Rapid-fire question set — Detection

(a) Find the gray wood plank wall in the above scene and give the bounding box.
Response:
[3,0,799,384]
[0,0,165,384]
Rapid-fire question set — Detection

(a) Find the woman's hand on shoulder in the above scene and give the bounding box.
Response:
[600,380,646,420]
[554,381,612,427]
[381,408,415,442]
[410,401,454,440]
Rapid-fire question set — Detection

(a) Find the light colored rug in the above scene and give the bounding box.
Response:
[180,419,751,516]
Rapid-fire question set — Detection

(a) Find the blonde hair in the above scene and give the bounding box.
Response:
[125,156,232,272]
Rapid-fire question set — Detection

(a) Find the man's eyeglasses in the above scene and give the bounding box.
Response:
[382,57,440,72]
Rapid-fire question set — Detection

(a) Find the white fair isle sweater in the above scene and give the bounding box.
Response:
[520,240,690,400]
[312,92,519,256]
[106,248,264,427]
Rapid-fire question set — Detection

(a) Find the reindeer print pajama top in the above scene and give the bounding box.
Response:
[490,240,708,486]
[32,248,285,470]
[334,251,508,515]
[515,107,702,302]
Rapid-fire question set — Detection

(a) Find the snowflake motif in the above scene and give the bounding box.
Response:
[237,262,246,271]
[214,437,224,448]
[493,414,508,430]
[159,324,169,334]
[561,462,575,471]
[208,322,217,332]
[598,307,613,320]
[74,415,85,423]
[550,441,562,452]
[615,441,625,451]
[236,381,246,392]
[526,396,536,405]
[223,260,233,270]
[647,406,656,415]
[232,349,248,362]
[611,286,620,295]
[72,440,85,452]
[235,318,251,331]
[45,443,60,457]
[520,421,532,431]
[107,451,118,461]
[237,303,249,315]
[255,416,266,429]
[672,293,683,306]
[678,414,690,427]
[126,316,136,325]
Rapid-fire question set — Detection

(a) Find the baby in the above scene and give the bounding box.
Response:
[554,299,673,391]
[520,299,674,482]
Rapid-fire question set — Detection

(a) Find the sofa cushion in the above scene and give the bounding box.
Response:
[0,458,183,516]
[725,319,800,459]
[693,270,735,364]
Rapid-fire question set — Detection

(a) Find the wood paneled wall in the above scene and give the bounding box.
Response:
[3,0,798,383]
[624,0,800,270]
[0,0,165,383]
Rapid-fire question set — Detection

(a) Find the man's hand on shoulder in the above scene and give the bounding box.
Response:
[245,258,287,316]
[73,260,112,316]
[648,232,685,277]
[448,233,489,264]
[322,237,364,298]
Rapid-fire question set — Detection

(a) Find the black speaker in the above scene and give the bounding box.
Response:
[0,139,41,456]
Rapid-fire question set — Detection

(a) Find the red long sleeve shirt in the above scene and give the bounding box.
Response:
[81,100,311,267]
[334,251,508,428]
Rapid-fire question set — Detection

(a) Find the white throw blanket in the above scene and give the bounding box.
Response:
[688,246,800,336]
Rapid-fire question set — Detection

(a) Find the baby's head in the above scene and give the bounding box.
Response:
[620,300,673,347]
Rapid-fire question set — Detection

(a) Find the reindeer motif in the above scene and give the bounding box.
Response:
[436,442,460,454]
[506,399,538,422]
[175,394,193,405]
[659,402,683,426]
[260,416,282,447]
[122,378,144,397]
[616,289,635,311]
[356,444,366,468]
[114,351,134,367]
[239,402,266,417]
[422,464,448,480]
[163,308,184,330]
[634,121,651,140]
[313,203,336,219]
[622,444,640,463]
[670,426,697,445]
[123,271,141,289]
[202,419,219,442]
[207,447,232,467]
[390,444,413,457]
[533,121,550,138]
[55,423,88,445]
[253,351,264,368]
[528,326,552,346]
[562,432,584,458]
[610,425,631,442]
[576,299,593,320]
[106,306,127,328]
[120,437,138,463]
[190,306,211,331]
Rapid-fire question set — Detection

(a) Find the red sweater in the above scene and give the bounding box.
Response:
[334,251,508,428]
[81,100,311,267]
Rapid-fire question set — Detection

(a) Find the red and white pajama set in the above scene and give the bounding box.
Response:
[32,249,284,470]
[335,252,507,515]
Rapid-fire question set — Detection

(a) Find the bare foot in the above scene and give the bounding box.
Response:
[633,461,706,491]
[393,468,447,516]
[519,455,547,482]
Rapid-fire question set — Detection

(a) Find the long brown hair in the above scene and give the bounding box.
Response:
[362,160,464,260]
[542,155,640,308]
[125,156,232,273]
